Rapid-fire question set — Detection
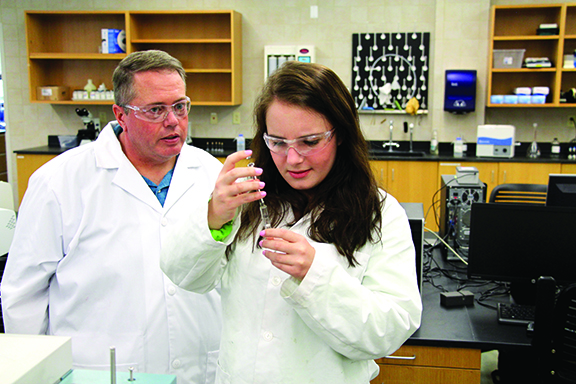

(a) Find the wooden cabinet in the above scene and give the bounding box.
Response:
[498,162,560,184]
[373,161,438,232]
[371,345,481,384]
[487,4,576,108]
[370,160,388,190]
[25,10,242,106]
[15,153,57,205]
[561,162,576,173]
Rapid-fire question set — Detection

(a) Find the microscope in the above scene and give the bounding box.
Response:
[75,108,101,145]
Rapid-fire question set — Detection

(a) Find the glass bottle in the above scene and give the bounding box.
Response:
[551,137,561,158]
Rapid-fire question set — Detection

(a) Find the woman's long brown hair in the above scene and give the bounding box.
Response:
[227,61,384,267]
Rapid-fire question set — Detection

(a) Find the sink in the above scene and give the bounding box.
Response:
[369,149,427,158]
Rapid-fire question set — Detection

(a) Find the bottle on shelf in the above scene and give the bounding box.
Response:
[551,137,561,158]
[84,79,96,99]
[430,130,439,155]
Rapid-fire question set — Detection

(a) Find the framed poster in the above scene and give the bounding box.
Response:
[352,32,430,113]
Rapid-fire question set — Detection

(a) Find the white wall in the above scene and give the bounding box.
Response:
[0,0,574,198]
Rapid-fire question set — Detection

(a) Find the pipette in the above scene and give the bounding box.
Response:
[248,162,272,229]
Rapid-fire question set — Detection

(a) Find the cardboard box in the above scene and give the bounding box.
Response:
[37,86,69,101]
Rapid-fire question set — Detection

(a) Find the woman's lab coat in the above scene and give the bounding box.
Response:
[1,123,222,384]
[161,191,422,384]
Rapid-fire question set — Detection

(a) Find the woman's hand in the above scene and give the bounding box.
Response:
[260,228,315,280]
[208,150,265,230]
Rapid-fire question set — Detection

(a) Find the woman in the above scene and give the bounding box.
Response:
[161,61,422,383]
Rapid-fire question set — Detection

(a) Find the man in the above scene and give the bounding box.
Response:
[1,50,222,384]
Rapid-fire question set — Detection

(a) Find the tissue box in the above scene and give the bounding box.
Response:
[518,95,532,104]
[490,95,504,104]
[514,87,532,95]
[533,86,550,95]
[37,86,69,101]
[503,95,518,104]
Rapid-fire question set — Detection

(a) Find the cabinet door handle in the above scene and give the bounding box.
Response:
[491,170,495,183]
[503,170,507,183]
[384,354,417,360]
[391,168,395,181]
[380,169,383,184]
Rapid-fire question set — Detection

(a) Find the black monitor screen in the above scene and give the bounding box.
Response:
[546,174,576,208]
[467,202,576,285]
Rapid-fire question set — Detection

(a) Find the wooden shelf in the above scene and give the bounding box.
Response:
[25,10,242,106]
[486,4,576,108]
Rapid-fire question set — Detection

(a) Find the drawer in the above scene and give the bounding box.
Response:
[372,364,481,384]
[375,345,481,369]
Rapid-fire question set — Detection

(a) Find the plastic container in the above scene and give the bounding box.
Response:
[236,134,245,152]
[84,79,96,98]
[453,137,464,158]
[493,49,525,69]
[430,130,439,155]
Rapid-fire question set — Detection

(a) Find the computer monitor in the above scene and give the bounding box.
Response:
[546,174,576,208]
[467,203,576,287]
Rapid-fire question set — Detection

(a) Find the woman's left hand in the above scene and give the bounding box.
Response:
[260,228,315,280]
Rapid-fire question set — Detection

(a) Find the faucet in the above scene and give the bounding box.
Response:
[409,123,414,152]
[383,120,400,151]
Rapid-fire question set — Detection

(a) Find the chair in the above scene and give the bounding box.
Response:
[489,183,548,205]
[533,276,576,383]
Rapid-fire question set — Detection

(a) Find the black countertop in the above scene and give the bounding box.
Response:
[407,244,531,351]
[14,139,576,164]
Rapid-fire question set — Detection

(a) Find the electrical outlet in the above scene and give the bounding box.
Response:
[569,116,576,128]
[210,112,218,125]
[233,111,241,125]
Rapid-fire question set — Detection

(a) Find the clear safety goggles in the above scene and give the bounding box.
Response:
[263,129,335,156]
[123,97,191,123]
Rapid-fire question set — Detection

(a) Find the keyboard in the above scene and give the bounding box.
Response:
[497,303,535,325]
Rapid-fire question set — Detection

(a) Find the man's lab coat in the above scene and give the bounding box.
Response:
[1,123,223,384]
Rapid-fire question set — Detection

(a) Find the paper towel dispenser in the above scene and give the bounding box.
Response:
[444,70,477,113]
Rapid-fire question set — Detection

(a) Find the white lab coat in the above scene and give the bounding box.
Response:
[161,191,422,384]
[1,123,223,384]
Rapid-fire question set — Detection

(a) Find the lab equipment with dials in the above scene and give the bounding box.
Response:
[264,45,315,80]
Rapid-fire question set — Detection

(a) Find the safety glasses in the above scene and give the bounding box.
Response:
[263,129,335,156]
[123,97,191,123]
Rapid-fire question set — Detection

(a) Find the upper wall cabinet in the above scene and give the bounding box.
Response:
[25,10,242,106]
[487,4,576,108]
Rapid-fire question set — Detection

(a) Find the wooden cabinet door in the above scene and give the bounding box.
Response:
[498,162,560,184]
[16,154,57,207]
[372,345,481,384]
[386,161,438,231]
[370,160,388,190]
[561,163,576,174]
[372,365,481,384]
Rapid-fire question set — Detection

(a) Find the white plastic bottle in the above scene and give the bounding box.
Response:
[453,137,464,158]
[236,134,245,152]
